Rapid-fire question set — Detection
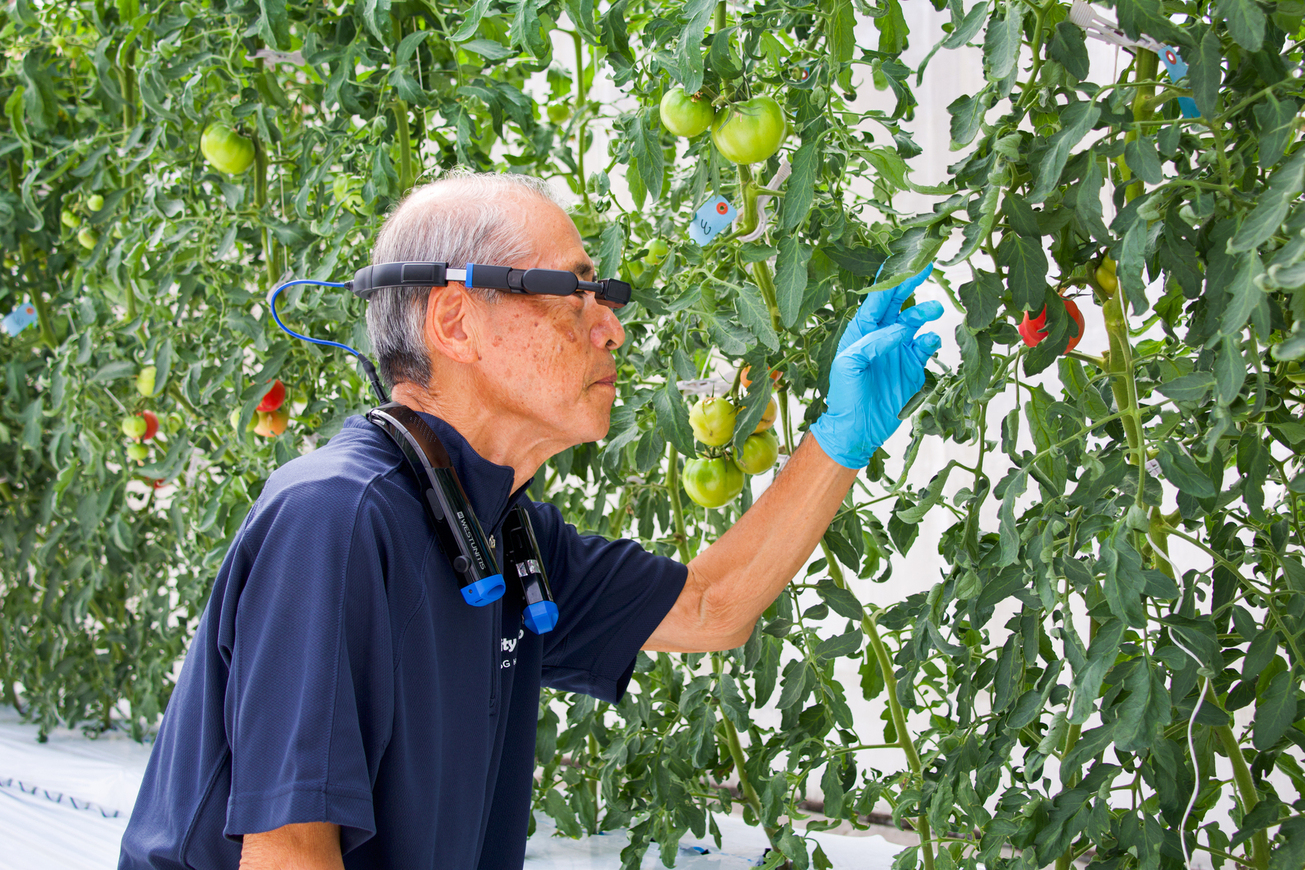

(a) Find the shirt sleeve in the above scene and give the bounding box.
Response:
[215,481,397,854]
[529,501,687,702]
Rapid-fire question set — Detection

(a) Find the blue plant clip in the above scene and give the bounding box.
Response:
[689,195,736,246]
[2,302,37,337]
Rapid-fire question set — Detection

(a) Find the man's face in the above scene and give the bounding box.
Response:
[468,196,626,450]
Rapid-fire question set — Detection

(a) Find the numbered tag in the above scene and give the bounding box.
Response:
[689,196,736,246]
[2,302,37,337]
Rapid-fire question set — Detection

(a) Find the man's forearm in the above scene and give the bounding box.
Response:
[645,434,858,652]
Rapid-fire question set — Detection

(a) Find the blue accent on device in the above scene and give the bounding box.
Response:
[523,600,559,635]
[464,262,474,290]
[462,574,506,607]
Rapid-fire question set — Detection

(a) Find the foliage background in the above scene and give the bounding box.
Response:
[3,0,1305,868]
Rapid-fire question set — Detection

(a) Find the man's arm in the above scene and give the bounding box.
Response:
[239,822,345,870]
[644,269,943,654]
[643,434,855,652]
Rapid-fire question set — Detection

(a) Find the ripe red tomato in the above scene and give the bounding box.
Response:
[682,457,746,508]
[659,87,716,138]
[711,96,785,164]
[138,410,159,440]
[1019,297,1085,354]
[689,397,738,447]
[257,379,287,412]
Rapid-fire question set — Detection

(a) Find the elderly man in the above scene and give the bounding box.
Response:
[119,171,942,869]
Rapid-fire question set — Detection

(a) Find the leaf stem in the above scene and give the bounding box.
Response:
[1215,724,1269,870]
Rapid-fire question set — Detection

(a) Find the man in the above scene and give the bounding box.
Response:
[119,170,942,869]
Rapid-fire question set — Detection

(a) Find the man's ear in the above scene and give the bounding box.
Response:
[423,283,483,364]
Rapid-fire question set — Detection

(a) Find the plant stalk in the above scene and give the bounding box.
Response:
[666,444,694,564]
[1215,724,1269,870]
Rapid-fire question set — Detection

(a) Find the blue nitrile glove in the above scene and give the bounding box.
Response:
[810,266,944,469]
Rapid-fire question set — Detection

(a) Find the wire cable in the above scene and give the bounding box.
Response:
[267,279,390,404]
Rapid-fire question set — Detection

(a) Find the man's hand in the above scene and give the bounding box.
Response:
[810,266,943,469]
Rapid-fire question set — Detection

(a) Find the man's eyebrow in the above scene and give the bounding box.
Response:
[570,261,596,279]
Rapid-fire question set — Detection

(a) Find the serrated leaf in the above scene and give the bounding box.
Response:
[735,284,779,350]
[1070,620,1125,724]
[1217,0,1266,51]
[814,629,862,662]
[1030,101,1100,203]
[450,0,492,40]
[1157,441,1217,498]
[1254,669,1296,750]
[1048,21,1089,80]
[775,235,812,328]
[983,6,1022,81]
[1229,148,1305,253]
[1189,27,1222,117]
[1123,136,1163,185]
[781,140,819,232]
[655,379,696,457]
[1157,372,1215,403]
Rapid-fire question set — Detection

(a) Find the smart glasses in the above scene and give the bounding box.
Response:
[349,262,632,310]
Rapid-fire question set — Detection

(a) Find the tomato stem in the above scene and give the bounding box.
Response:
[572,30,589,208]
[666,444,694,564]
[1217,724,1270,870]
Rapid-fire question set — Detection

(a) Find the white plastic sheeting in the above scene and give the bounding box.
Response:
[0,706,905,869]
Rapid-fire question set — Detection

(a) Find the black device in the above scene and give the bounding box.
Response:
[348,261,632,310]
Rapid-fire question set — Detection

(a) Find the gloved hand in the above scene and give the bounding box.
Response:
[810,265,943,469]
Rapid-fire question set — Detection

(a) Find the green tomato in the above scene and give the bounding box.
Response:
[61,209,81,228]
[736,430,779,475]
[689,397,738,447]
[659,87,716,138]
[643,239,669,266]
[711,95,785,165]
[200,123,256,175]
[77,227,98,249]
[546,103,572,123]
[127,443,149,461]
[136,365,156,397]
[87,193,105,212]
[122,415,148,439]
[681,457,746,508]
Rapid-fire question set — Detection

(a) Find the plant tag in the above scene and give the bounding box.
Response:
[689,196,736,246]
[2,302,37,336]
[1158,46,1188,79]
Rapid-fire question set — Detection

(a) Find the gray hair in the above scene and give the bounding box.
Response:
[366,169,564,388]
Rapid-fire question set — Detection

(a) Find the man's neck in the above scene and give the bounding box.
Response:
[389,381,553,493]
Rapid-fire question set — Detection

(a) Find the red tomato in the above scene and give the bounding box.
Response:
[257,379,287,412]
[1019,297,1085,354]
[138,410,159,440]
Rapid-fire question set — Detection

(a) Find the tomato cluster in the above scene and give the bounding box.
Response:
[681,392,781,509]
[659,87,786,166]
[1018,296,1085,354]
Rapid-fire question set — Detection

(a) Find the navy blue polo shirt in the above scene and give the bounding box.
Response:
[119,413,687,869]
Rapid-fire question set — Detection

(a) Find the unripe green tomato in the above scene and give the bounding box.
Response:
[87,194,105,212]
[711,95,785,165]
[61,209,81,228]
[77,228,98,249]
[737,430,779,475]
[681,457,745,508]
[200,123,256,175]
[122,415,148,438]
[546,103,572,123]
[643,239,669,266]
[659,87,716,138]
[136,365,156,397]
[127,443,149,461]
[689,397,738,447]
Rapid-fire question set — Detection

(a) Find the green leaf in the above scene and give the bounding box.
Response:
[89,360,138,383]
[1157,372,1215,404]
[781,140,819,232]
[735,284,779,351]
[655,379,696,458]
[460,39,515,61]
[674,0,716,94]
[828,0,856,65]
[1048,21,1089,80]
[1112,660,1170,752]
[1254,94,1298,169]
[1123,136,1163,185]
[775,235,812,328]
[983,6,1023,82]
[998,233,1048,313]
[450,0,492,41]
[997,470,1026,567]
[1268,819,1305,870]
[1157,441,1217,498]
[947,92,989,149]
[1029,101,1100,203]
[1216,0,1266,51]
[1189,27,1222,117]
[814,629,862,662]
[1229,148,1305,254]
[1102,531,1148,628]
[816,583,864,620]
[718,673,751,731]
[1254,669,1296,750]
[257,0,290,49]
[958,271,1003,330]
[1070,620,1125,724]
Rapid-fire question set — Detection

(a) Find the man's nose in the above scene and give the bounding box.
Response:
[586,293,625,350]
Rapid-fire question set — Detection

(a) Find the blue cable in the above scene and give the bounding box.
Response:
[267,278,390,403]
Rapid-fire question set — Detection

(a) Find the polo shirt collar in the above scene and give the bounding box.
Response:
[413,410,530,532]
